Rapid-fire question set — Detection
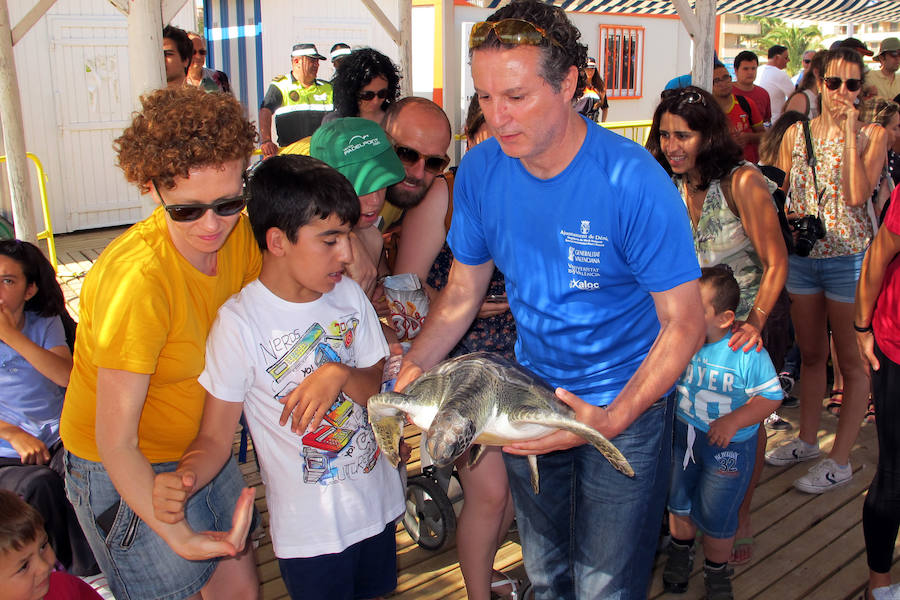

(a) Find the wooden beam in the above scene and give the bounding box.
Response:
[10,0,55,45]
[398,0,412,96]
[672,0,715,92]
[361,0,400,46]
[108,0,128,15]
[0,0,36,241]
[162,0,188,25]
[670,0,699,39]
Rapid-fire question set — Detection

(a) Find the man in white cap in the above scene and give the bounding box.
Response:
[330,43,352,73]
[259,43,334,157]
[866,37,900,101]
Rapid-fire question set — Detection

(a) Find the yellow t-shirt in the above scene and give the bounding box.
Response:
[61,208,261,463]
[279,136,311,156]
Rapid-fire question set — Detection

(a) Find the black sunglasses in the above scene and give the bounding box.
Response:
[822,76,862,92]
[660,87,708,107]
[358,88,388,101]
[156,179,247,222]
[196,49,207,56]
[393,144,450,175]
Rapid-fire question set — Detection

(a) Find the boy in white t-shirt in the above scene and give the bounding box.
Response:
[151,155,404,600]
[662,266,783,600]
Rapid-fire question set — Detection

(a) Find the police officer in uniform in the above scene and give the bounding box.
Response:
[259,43,333,158]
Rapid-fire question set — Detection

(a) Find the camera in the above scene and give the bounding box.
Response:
[789,215,826,257]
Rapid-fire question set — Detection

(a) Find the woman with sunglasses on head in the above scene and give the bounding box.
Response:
[328,48,400,125]
[60,87,260,600]
[646,86,788,579]
[764,47,888,494]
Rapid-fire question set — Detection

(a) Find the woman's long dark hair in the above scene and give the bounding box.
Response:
[645,86,743,190]
[0,240,76,350]
[331,48,401,117]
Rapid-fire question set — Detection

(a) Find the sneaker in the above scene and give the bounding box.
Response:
[662,541,694,594]
[765,438,820,466]
[704,563,734,600]
[778,372,795,396]
[793,458,852,494]
[764,412,792,431]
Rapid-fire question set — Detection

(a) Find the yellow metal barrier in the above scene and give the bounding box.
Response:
[0,153,57,272]
[601,120,653,145]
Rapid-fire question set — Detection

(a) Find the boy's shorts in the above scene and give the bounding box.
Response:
[65,452,251,600]
[667,419,757,539]
[786,252,864,303]
[277,521,397,600]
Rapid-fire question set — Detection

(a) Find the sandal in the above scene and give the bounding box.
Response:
[825,389,843,417]
[865,397,876,424]
[730,536,754,565]
[490,572,523,600]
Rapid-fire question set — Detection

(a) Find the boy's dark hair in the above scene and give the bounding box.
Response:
[733,50,759,70]
[476,0,587,101]
[768,45,788,59]
[0,240,76,350]
[163,25,193,64]
[700,265,740,314]
[332,48,401,117]
[0,490,43,556]
[247,155,360,251]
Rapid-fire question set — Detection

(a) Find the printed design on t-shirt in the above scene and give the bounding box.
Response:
[559,218,608,285]
[260,315,380,487]
[678,357,740,427]
[714,450,740,476]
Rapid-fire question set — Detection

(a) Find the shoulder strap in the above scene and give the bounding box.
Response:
[802,121,825,217]
[735,94,752,118]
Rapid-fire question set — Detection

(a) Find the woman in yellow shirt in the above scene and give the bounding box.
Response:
[61,87,262,600]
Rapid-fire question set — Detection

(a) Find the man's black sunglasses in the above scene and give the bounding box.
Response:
[393,144,450,175]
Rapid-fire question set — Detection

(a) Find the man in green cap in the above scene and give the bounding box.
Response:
[311,117,405,299]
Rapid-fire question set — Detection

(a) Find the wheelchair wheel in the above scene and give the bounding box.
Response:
[403,474,456,551]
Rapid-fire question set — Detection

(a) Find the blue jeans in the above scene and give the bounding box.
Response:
[503,392,675,600]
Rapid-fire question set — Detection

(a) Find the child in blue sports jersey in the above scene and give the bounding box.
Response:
[662,265,783,599]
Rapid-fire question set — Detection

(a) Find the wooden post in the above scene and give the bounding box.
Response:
[672,0,716,92]
[398,0,412,97]
[0,0,35,242]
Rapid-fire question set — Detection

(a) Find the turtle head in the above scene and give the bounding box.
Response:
[425,409,476,467]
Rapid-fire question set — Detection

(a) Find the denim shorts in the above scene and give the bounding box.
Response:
[786,252,865,303]
[277,522,397,600]
[64,453,249,600]
[668,419,757,538]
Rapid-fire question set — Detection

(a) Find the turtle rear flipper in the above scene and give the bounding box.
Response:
[367,391,419,467]
[511,410,634,478]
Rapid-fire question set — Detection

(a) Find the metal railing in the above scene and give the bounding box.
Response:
[601,120,653,145]
[0,153,57,271]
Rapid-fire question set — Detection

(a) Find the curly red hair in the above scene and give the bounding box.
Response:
[115,87,257,193]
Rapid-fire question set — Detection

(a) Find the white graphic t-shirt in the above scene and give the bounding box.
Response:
[199,278,402,558]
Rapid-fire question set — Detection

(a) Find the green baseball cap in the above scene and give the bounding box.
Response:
[310,117,405,196]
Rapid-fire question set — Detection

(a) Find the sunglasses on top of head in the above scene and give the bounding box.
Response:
[469,18,564,50]
[155,176,248,222]
[822,76,862,92]
[358,88,389,101]
[660,87,708,107]
[392,144,451,175]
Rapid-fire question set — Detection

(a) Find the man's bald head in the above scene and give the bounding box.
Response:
[384,97,453,210]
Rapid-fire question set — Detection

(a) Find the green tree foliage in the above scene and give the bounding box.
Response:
[745,16,822,76]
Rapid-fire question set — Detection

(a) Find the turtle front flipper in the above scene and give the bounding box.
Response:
[511,410,635,478]
[367,391,417,467]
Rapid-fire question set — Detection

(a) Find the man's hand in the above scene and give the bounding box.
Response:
[152,470,196,524]
[503,388,611,455]
[394,358,424,393]
[279,363,346,434]
[707,414,739,448]
[728,320,763,352]
[166,487,255,560]
[260,141,278,158]
[345,233,378,298]
[8,429,50,465]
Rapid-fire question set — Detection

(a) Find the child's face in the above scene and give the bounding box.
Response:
[357,188,387,229]
[281,213,353,302]
[700,282,732,340]
[0,255,37,321]
[0,533,55,600]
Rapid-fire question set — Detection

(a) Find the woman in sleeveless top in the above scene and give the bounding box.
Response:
[785,50,826,119]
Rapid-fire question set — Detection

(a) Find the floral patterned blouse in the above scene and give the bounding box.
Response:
[676,164,772,320]
[788,122,874,258]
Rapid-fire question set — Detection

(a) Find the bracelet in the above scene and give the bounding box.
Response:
[853,322,873,333]
[753,306,768,317]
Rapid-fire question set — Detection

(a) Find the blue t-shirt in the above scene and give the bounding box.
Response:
[665,74,693,90]
[448,117,700,406]
[0,312,67,458]
[676,336,783,442]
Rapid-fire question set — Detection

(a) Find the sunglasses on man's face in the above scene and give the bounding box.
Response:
[822,76,862,92]
[358,88,389,101]
[884,51,900,59]
[156,181,248,222]
[469,18,564,50]
[196,49,207,56]
[393,145,451,175]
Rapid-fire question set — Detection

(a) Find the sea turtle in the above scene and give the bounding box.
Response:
[368,351,634,493]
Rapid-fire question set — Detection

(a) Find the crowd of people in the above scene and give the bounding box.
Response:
[3,2,900,600]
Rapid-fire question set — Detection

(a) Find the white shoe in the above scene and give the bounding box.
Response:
[765,438,820,466]
[793,458,852,494]
[872,582,900,600]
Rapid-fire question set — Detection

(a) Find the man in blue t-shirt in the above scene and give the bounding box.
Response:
[395,1,704,598]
